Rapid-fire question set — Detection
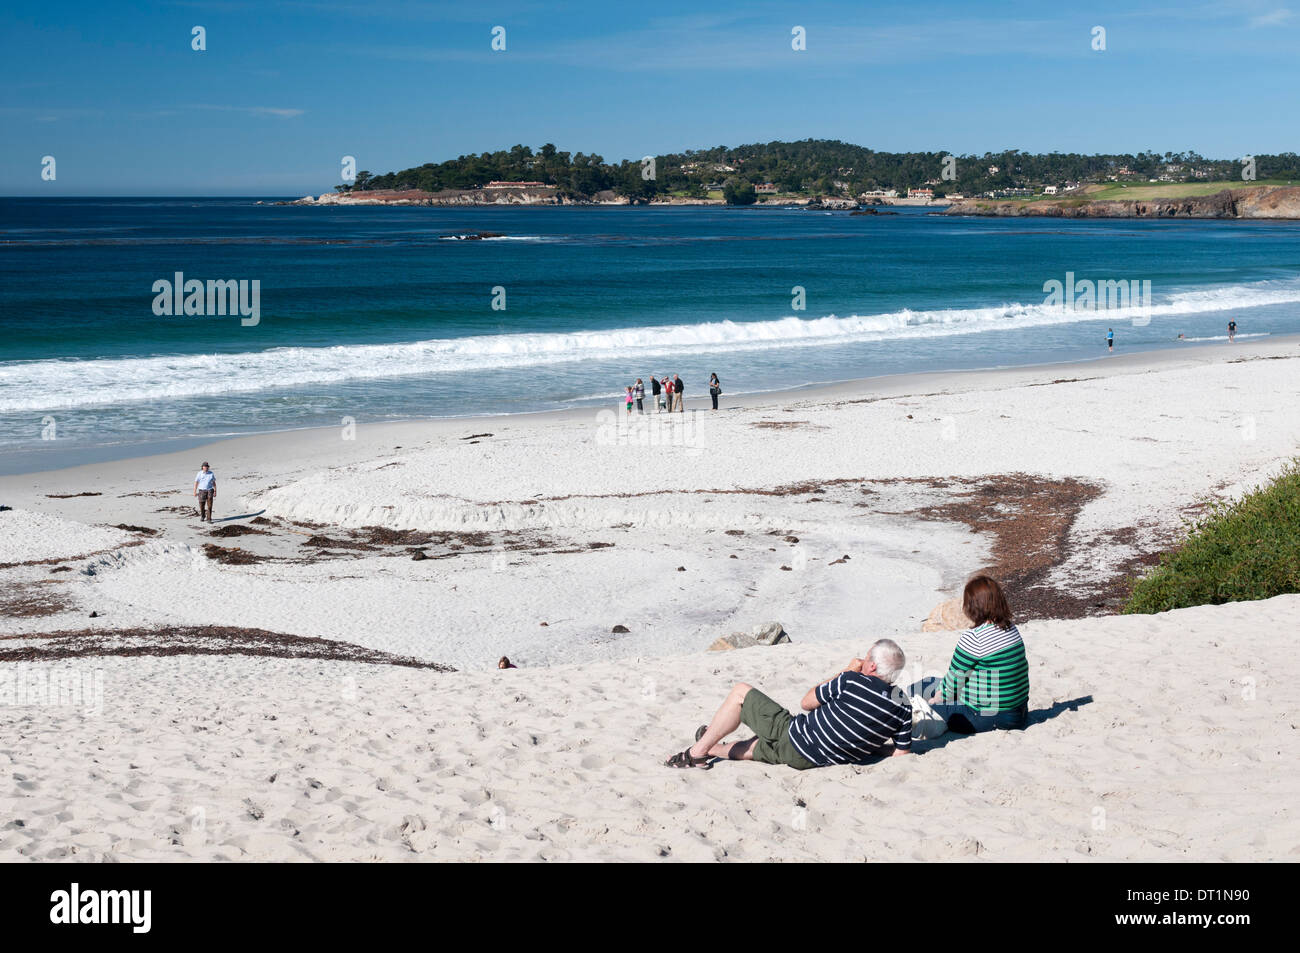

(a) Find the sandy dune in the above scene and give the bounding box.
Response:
[2,594,1296,862]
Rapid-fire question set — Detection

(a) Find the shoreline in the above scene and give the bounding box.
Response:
[8,333,1296,481]
[286,188,949,209]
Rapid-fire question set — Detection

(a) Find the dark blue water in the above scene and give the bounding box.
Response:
[2,197,1298,469]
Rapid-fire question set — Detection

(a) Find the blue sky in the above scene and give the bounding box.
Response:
[3,0,1298,195]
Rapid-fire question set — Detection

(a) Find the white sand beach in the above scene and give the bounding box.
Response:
[3,339,1299,861]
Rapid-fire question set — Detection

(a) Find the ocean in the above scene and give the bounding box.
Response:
[1,197,1297,473]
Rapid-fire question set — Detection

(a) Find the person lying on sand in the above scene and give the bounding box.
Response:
[665,639,912,770]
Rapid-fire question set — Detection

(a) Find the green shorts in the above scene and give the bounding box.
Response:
[741,689,818,771]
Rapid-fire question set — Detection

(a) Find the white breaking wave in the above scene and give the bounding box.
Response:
[438,234,551,241]
[4,279,1297,412]
[1177,332,1269,342]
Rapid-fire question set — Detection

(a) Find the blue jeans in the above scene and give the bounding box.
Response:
[933,701,1028,734]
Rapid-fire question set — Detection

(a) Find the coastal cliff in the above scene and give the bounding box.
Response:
[945,185,1300,219]
[291,187,581,206]
[289,188,735,207]
[288,189,944,210]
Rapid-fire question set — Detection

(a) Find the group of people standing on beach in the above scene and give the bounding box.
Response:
[625,373,723,415]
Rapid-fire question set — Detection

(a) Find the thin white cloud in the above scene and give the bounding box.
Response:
[352,16,1072,72]
[1248,7,1293,26]
[187,104,306,118]
[0,106,106,120]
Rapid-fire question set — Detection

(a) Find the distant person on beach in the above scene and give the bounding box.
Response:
[634,378,645,413]
[1228,319,1237,342]
[928,575,1029,733]
[709,373,721,410]
[193,461,217,522]
[625,386,634,417]
[651,375,662,411]
[498,656,517,670]
[663,376,675,411]
[1107,327,1114,352]
[665,639,912,770]
[672,374,685,412]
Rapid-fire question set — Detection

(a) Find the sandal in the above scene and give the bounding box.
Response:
[664,724,714,769]
[665,748,712,770]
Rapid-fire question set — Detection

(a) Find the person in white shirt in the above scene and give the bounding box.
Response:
[194,461,217,522]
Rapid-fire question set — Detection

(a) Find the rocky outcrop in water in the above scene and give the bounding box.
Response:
[290,188,573,207]
[806,197,860,210]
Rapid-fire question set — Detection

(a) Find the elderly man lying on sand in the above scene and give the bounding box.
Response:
[665,639,912,770]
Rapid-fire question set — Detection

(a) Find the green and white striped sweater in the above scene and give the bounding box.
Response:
[938,621,1029,713]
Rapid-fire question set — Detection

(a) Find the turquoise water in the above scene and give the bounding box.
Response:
[2,197,1298,471]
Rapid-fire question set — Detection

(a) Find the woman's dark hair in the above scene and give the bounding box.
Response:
[963,575,1014,628]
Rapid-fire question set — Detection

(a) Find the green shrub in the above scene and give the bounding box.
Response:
[1123,458,1300,614]
[722,178,756,205]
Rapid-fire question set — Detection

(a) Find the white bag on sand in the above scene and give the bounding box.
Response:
[910,694,948,740]
[908,687,949,740]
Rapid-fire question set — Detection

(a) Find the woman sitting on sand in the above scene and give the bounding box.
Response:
[930,575,1029,733]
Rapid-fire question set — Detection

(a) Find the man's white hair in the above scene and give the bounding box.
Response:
[868,639,906,684]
